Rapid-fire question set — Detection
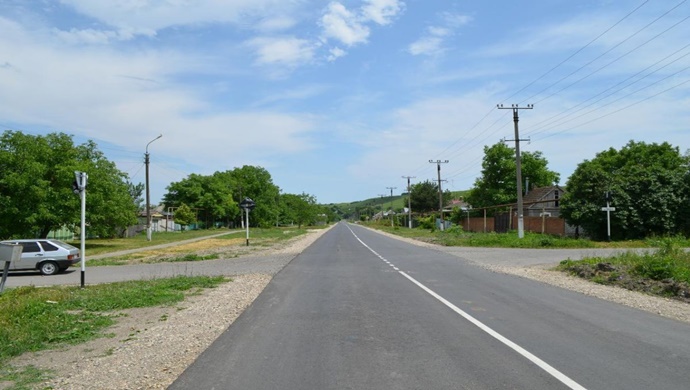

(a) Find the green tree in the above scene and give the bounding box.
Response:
[280,193,319,228]
[0,131,137,239]
[228,166,280,228]
[467,142,559,214]
[163,172,238,228]
[561,141,690,240]
[173,203,196,230]
[128,182,145,212]
[410,180,451,213]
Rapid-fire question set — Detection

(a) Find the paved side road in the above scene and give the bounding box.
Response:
[364,226,651,268]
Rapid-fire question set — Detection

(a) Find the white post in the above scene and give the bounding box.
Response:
[245,208,250,246]
[606,200,612,241]
[79,172,87,288]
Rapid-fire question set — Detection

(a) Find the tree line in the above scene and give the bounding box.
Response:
[0,131,332,239]
[398,140,690,240]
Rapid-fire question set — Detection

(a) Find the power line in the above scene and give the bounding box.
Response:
[520,0,687,104]
[505,0,650,103]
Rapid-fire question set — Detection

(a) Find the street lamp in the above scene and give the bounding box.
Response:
[145,134,162,241]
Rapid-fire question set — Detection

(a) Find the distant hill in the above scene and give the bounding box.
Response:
[325,190,470,217]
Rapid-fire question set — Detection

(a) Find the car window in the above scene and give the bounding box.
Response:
[52,240,78,250]
[39,241,60,252]
[19,242,41,253]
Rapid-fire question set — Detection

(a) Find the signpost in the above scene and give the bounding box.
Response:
[73,171,88,287]
[239,198,256,246]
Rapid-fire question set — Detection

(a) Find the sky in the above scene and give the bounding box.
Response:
[0,0,688,205]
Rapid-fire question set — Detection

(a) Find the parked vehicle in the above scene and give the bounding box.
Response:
[0,239,80,275]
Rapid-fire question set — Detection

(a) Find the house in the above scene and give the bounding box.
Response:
[523,185,565,217]
[445,198,471,213]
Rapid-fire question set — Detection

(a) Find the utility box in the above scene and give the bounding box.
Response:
[0,243,22,264]
[0,243,23,293]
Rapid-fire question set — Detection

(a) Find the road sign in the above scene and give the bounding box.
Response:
[240,197,256,211]
[601,207,616,211]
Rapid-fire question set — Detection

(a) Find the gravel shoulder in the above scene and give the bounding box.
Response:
[6,224,689,390]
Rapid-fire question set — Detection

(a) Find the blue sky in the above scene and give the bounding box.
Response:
[1,0,688,205]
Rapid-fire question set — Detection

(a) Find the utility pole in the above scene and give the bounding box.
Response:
[386,186,397,227]
[402,176,415,228]
[429,160,449,230]
[498,104,532,239]
[145,134,162,241]
[378,194,386,221]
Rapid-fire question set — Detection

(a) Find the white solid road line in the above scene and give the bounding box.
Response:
[347,225,587,390]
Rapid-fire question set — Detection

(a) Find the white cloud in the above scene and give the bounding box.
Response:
[327,47,347,61]
[255,16,297,32]
[320,2,370,47]
[58,0,294,38]
[362,0,405,25]
[407,12,471,57]
[408,36,444,56]
[408,26,450,56]
[52,27,156,45]
[247,36,315,67]
[0,15,318,186]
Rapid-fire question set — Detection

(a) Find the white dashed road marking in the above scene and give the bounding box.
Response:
[346,225,587,390]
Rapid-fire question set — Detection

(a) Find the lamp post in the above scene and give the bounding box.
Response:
[145,134,162,241]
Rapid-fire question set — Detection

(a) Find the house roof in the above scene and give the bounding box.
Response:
[523,185,565,205]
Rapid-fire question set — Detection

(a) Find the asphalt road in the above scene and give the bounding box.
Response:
[169,222,690,390]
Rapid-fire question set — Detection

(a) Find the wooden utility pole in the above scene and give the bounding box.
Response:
[386,186,397,227]
[402,176,415,228]
[429,160,449,230]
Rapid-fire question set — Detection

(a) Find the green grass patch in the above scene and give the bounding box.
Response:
[361,222,689,249]
[0,276,227,366]
[366,223,599,248]
[556,238,690,300]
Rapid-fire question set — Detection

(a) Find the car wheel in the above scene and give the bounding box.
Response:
[39,261,59,276]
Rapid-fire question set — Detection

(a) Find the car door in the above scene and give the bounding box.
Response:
[11,241,44,270]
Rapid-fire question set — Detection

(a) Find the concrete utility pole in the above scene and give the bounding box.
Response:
[429,160,449,230]
[145,134,162,241]
[498,104,532,239]
[377,194,386,220]
[386,186,397,227]
[402,176,415,228]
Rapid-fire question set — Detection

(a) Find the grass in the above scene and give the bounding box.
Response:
[362,222,690,249]
[0,276,227,367]
[0,365,53,390]
[556,238,690,300]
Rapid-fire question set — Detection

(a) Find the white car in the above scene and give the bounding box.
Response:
[1,239,80,275]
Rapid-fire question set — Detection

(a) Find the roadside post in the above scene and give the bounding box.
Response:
[73,171,88,288]
[0,243,22,294]
[601,191,615,242]
[239,198,256,246]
